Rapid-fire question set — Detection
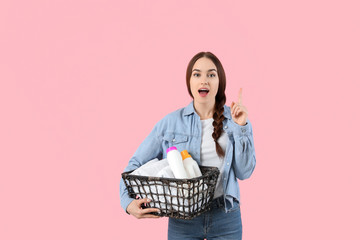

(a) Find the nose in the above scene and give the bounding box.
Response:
[200,76,209,85]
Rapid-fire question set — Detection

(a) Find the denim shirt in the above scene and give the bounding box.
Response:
[120,101,256,213]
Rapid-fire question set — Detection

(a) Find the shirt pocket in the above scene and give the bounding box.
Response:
[162,133,189,152]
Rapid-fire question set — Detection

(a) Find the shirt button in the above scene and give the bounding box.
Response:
[227,163,230,166]
[172,139,176,142]
[224,177,227,181]
[242,128,246,133]
[224,126,228,129]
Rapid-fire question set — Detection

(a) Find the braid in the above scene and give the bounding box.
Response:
[212,98,226,158]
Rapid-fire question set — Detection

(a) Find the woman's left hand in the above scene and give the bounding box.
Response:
[230,88,248,126]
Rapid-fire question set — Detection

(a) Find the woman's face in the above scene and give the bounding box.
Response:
[190,57,219,104]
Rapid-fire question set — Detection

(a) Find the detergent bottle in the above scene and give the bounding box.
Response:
[181,150,202,178]
[166,146,188,179]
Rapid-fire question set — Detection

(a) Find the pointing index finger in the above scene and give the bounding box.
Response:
[238,88,243,105]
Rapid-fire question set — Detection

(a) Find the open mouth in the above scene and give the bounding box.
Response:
[198,88,209,97]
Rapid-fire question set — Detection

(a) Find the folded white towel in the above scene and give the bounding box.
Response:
[130,158,169,177]
[129,180,210,214]
[156,165,175,178]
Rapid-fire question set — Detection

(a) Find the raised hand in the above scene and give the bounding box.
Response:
[230,88,248,126]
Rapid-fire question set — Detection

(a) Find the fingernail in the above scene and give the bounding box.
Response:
[147,198,151,202]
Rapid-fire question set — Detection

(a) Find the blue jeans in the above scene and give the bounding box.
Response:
[168,197,242,240]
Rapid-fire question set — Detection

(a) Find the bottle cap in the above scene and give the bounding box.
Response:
[181,150,191,160]
[166,146,178,154]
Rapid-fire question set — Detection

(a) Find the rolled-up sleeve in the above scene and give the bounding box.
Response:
[119,121,163,213]
[230,119,256,180]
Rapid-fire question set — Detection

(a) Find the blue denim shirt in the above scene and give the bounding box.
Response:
[120,101,256,213]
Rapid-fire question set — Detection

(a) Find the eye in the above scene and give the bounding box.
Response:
[208,73,216,77]
[193,73,200,77]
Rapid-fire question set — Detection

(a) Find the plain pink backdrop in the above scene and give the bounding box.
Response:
[1,0,359,239]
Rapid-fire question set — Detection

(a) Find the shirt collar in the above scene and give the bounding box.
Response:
[183,101,232,119]
[183,101,196,116]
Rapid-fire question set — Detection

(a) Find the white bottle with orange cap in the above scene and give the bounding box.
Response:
[181,150,202,178]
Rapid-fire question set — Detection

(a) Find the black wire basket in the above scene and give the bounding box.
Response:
[122,166,219,220]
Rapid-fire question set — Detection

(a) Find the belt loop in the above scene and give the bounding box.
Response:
[219,196,224,208]
[213,196,223,208]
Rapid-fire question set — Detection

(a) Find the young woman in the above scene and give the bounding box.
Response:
[120,51,256,239]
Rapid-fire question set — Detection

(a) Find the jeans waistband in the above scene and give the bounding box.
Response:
[210,196,225,209]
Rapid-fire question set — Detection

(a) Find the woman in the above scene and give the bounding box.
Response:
[120,51,256,239]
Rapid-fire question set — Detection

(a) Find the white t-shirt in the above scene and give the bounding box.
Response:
[200,118,228,199]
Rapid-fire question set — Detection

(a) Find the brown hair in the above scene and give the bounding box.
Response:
[186,51,226,158]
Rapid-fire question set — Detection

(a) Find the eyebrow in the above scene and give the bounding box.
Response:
[192,69,217,72]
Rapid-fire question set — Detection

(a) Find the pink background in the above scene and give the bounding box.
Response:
[1,0,359,239]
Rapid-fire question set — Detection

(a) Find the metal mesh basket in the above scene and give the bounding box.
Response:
[122,166,219,220]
